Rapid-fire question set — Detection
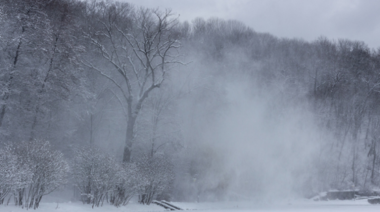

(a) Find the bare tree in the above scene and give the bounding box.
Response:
[83,2,182,162]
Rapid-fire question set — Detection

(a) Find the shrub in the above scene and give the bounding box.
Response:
[137,154,174,205]
[0,140,69,209]
[0,146,31,205]
[109,163,145,207]
[73,147,110,207]
[13,140,69,209]
[73,147,145,207]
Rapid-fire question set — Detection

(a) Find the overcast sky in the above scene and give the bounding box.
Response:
[121,0,380,49]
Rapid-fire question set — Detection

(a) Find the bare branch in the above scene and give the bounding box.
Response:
[81,60,129,102]
[108,89,128,118]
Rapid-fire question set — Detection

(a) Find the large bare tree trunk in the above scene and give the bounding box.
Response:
[123,116,136,163]
[84,5,181,163]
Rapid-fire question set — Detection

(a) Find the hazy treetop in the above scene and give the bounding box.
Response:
[121,0,380,49]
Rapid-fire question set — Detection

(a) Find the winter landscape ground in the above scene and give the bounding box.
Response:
[1,199,380,212]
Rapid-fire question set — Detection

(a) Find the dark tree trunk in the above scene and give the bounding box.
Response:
[123,116,136,163]
[0,37,23,127]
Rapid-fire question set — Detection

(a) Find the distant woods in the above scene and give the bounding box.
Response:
[1,0,380,205]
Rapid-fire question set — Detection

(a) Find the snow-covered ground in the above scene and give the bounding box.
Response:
[1,199,380,212]
[173,200,380,212]
[0,202,162,212]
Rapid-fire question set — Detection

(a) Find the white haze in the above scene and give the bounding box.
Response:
[171,61,333,201]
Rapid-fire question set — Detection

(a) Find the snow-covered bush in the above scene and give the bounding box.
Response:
[137,155,173,205]
[73,147,111,207]
[73,147,145,207]
[0,140,69,209]
[11,140,69,209]
[0,146,31,205]
[109,163,145,207]
[73,148,124,207]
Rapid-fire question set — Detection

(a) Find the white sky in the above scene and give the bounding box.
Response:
[121,0,380,49]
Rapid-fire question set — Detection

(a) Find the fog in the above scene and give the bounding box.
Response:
[167,58,332,201]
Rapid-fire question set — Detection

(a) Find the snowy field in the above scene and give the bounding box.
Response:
[1,199,380,212]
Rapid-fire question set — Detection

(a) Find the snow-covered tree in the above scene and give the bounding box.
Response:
[0,0,87,145]
[28,0,86,141]
[0,0,53,129]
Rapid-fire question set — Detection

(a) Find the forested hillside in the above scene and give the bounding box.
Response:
[1,0,380,208]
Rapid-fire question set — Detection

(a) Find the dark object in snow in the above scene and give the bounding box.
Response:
[313,191,358,200]
[161,200,182,210]
[313,190,380,201]
[324,191,358,200]
[368,198,380,204]
[152,200,182,210]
